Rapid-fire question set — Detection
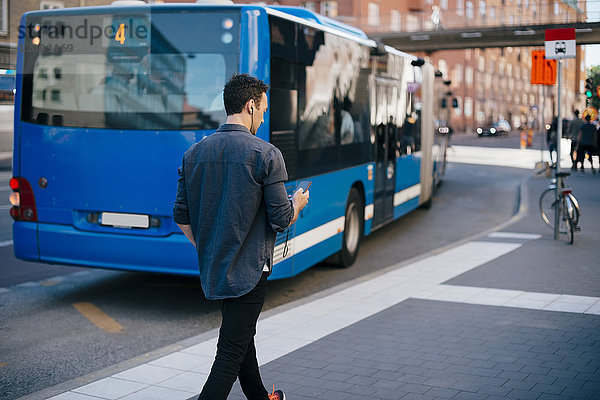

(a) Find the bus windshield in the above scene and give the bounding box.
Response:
[20,11,239,130]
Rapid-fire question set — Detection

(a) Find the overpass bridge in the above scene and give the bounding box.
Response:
[342,1,600,52]
[375,21,600,52]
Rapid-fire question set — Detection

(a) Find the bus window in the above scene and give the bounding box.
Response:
[21,11,239,130]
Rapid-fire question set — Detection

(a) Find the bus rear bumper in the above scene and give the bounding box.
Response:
[12,221,39,261]
[14,222,199,276]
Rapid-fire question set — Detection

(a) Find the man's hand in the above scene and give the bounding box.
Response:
[176,223,196,248]
[289,187,309,227]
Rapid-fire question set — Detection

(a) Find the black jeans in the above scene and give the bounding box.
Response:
[198,272,269,400]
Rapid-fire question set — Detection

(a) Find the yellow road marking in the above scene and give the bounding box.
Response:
[40,279,61,287]
[72,302,124,334]
[0,362,7,367]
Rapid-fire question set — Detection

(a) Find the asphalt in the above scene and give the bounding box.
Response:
[19,161,600,400]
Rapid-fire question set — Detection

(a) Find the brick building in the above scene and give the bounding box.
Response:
[230,0,587,133]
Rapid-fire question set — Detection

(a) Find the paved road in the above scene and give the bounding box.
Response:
[1,133,534,399]
[27,156,600,400]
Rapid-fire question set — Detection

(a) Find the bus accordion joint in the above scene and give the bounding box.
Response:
[9,177,38,222]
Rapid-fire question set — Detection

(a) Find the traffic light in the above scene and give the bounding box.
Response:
[585,77,594,98]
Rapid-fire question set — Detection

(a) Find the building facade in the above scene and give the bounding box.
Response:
[232,0,587,133]
[3,0,587,129]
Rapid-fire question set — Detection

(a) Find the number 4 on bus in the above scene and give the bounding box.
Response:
[115,23,125,44]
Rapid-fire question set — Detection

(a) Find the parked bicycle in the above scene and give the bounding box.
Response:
[539,171,580,244]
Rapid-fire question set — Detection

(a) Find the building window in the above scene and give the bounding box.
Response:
[479,1,486,19]
[489,6,495,22]
[466,1,474,19]
[453,97,462,116]
[321,1,338,17]
[478,56,485,72]
[368,3,380,26]
[453,64,463,84]
[391,10,401,32]
[301,2,316,12]
[487,59,494,74]
[438,60,448,78]
[407,14,419,31]
[554,2,559,16]
[457,0,464,15]
[0,0,7,35]
[464,97,473,117]
[40,1,65,9]
[465,66,473,87]
[440,0,448,10]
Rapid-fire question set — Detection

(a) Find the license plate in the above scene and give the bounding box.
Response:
[100,212,149,229]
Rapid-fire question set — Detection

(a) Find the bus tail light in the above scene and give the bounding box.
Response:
[9,177,38,222]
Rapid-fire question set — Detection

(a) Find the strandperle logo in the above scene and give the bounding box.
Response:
[19,18,149,46]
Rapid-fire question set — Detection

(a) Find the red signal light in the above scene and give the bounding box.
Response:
[9,178,19,190]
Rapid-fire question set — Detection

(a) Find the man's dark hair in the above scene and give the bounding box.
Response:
[574,109,579,117]
[223,74,269,116]
[585,114,591,122]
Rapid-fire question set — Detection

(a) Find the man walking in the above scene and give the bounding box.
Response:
[576,114,598,174]
[567,110,583,170]
[173,74,309,400]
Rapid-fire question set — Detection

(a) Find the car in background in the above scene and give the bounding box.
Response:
[476,119,512,137]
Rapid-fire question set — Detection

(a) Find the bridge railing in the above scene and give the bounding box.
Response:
[343,0,600,35]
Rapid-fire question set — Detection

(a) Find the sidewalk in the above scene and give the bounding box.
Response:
[28,171,600,400]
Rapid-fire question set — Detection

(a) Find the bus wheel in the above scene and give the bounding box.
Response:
[336,188,364,268]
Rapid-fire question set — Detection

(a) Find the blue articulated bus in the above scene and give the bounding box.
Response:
[10,3,447,279]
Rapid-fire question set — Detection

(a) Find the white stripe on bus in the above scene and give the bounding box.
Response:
[393,183,421,207]
[274,185,421,264]
[274,217,345,264]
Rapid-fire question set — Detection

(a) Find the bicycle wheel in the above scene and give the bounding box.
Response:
[567,193,580,229]
[539,188,557,228]
[562,198,574,244]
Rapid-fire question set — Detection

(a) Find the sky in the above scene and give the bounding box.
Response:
[586,45,600,68]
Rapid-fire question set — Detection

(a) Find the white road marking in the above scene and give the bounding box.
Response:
[413,284,600,315]
[487,232,542,240]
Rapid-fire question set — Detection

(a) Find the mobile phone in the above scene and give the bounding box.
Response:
[296,180,311,193]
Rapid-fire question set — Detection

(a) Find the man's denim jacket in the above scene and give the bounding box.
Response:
[173,124,293,300]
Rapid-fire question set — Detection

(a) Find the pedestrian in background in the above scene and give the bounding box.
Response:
[567,110,583,170]
[576,114,598,174]
[547,116,558,166]
[173,73,309,400]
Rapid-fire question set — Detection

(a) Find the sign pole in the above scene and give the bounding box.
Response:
[545,28,575,241]
[554,59,562,240]
[541,85,545,162]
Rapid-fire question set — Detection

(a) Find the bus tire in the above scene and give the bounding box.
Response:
[420,194,433,209]
[336,188,364,268]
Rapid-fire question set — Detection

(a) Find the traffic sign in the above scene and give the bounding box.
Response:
[544,28,576,59]
[583,107,598,122]
[531,50,556,85]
